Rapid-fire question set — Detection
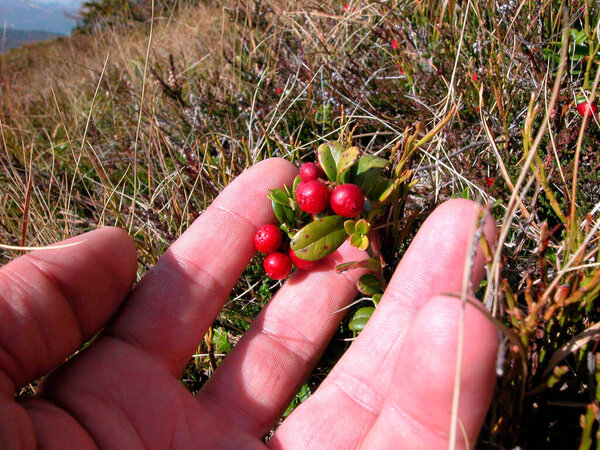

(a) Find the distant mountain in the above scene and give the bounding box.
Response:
[0,28,64,52]
[0,0,82,36]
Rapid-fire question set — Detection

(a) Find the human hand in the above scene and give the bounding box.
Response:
[0,158,498,449]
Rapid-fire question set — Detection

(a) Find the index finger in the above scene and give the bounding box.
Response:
[107,158,298,375]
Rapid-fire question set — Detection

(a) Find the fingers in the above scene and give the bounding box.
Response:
[196,241,369,437]
[0,227,137,392]
[270,199,497,448]
[107,158,298,375]
[359,295,498,449]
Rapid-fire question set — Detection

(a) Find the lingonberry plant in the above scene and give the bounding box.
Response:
[254,224,283,254]
[330,184,365,218]
[263,252,292,280]
[576,100,597,116]
[299,162,324,182]
[295,180,331,214]
[255,139,418,331]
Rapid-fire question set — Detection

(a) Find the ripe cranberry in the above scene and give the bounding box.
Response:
[289,248,318,271]
[299,162,324,182]
[330,183,365,218]
[264,252,292,280]
[295,180,330,214]
[254,224,282,254]
[577,101,597,117]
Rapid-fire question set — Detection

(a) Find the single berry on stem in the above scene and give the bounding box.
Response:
[264,252,292,280]
[300,162,325,182]
[289,248,318,271]
[330,183,365,218]
[295,180,330,214]
[254,224,282,254]
[577,101,598,117]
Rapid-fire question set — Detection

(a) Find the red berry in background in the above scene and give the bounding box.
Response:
[254,224,282,253]
[264,252,292,280]
[299,162,324,182]
[330,183,365,218]
[289,248,318,271]
[391,39,399,51]
[295,180,330,214]
[577,101,597,117]
[485,177,494,187]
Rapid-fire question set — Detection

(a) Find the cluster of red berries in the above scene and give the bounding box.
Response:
[296,162,365,218]
[254,161,366,280]
[255,224,312,280]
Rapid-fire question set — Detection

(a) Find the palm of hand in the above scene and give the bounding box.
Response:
[1,159,498,449]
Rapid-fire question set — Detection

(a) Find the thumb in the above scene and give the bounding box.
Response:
[360,295,498,449]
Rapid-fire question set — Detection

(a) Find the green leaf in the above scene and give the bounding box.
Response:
[350,233,369,250]
[272,200,287,224]
[283,383,312,417]
[355,219,370,235]
[292,175,302,193]
[336,146,361,183]
[570,29,587,45]
[344,220,356,235]
[371,294,382,305]
[358,274,382,295]
[349,307,375,332]
[317,143,339,181]
[335,257,380,274]
[213,327,232,353]
[355,154,389,174]
[352,155,389,197]
[268,188,291,207]
[290,215,347,261]
[284,183,294,198]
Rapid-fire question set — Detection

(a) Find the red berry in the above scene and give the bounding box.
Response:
[299,162,324,182]
[264,252,292,280]
[485,177,494,187]
[330,183,365,218]
[391,39,399,51]
[295,180,330,214]
[254,224,282,253]
[289,248,318,271]
[577,101,597,117]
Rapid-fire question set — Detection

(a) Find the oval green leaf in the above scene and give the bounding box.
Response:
[355,219,370,235]
[344,220,356,235]
[268,188,291,207]
[358,274,382,295]
[349,306,375,332]
[350,233,369,250]
[290,215,347,261]
[336,146,361,183]
[317,143,338,182]
[355,154,389,174]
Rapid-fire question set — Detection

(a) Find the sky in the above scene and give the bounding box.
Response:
[1,0,84,34]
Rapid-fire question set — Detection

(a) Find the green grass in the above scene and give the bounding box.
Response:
[3,0,600,447]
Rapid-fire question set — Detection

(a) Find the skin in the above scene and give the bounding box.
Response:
[0,158,498,449]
